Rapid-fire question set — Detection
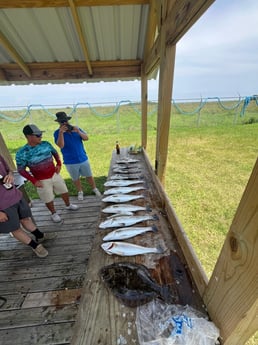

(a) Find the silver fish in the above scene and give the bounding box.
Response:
[103,225,158,241]
[102,194,145,203]
[104,186,145,195]
[116,159,140,164]
[102,203,151,214]
[99,214,158,229]
[104,179,144,187]
[110,174,142,180]
[113,168,141,174]
[101,241,164,256]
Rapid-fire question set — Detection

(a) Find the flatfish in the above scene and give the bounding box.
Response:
[102,203,151,214]
[99,214,158,229]
[104,186,146,195]
[101,241,164,256]
[104,179,144,187]
[99,262,172,307]
[102,194,145,203]
[103,225,158,241]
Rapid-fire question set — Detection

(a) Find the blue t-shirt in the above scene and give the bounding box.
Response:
[54,129,88,165]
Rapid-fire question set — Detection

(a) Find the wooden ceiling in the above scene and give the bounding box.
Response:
[0,0,215,85]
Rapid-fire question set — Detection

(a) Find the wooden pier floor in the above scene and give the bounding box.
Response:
[0,196,101,345]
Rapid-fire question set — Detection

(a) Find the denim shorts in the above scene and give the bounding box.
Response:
[0,197,32,233]
[65,160,92,181]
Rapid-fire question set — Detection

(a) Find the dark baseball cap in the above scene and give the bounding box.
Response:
[23,124,45,136]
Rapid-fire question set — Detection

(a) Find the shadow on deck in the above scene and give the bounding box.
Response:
[0,196,101,345]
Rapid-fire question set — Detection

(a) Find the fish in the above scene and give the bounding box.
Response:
[104,179,144,187]
[103,225,158,241]
[101,241,164,256]
[99,214,158,229]
[99,262,173,307]
[113,168,141,174]
[102,194,145,203]
[102,203,151,214]
[110,174,142,180]
[116,159,140,164]
[104,186,146,195]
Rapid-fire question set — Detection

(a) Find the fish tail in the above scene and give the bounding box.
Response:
[151,225,158,233]
[156,245,164,254]
[146,205,152,212]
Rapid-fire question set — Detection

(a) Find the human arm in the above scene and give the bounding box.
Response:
[73,127,88,141]
[0,211,8,222]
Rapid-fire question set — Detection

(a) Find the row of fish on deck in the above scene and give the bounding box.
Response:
[98,155,173,308]
[99,157,163,256]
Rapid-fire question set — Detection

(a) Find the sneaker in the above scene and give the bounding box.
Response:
[93,188,102,197]
[66,203,79,211]
[33,244,48,258]
[37,232,57,244]
[78,191,84,201]
[51,213,62,223]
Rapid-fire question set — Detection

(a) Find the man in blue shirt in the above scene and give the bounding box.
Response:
[53,112,101,200]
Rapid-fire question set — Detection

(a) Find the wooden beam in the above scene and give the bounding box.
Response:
[155,0,175,185]
[68,0,93,76]
[143,0,157,63]
[0,31,31,78]
[143,0,215,75]
[0,0,149,8]
[203,158,258,345]
[0,60,141,83]
[141,65,147,149]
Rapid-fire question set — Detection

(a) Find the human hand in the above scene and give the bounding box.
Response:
[3,173,14,185]
[55,165,61,174]
[34,180,44,188]
[0,211,8,222]
[60,124,68,133]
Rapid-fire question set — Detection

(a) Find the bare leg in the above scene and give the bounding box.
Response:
[45,200,56,214]
[86,176,96,189]
[61,192,70,206]
[73,179,82,192]
[20,217,37,232]
[11,228,33,245]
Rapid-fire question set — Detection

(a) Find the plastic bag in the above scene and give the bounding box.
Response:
[136,300,220,345]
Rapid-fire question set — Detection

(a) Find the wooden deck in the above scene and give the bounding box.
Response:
[0,195,101,345]
[71,149,207,345]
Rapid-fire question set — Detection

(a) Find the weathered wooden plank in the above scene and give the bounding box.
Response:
[0,274,85,295]
[0,304,78,329]
[0,322,74,345]
[0,263,87,282]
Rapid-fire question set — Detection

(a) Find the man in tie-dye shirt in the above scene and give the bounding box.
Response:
[16,124,78,223]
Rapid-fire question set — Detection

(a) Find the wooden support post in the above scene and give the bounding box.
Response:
[203,158,258,344]
[155,43,176,185]
[141,66,148,149]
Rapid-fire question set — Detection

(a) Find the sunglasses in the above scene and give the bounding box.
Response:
[33,134,42,138]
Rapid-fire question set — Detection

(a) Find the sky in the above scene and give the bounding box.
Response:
[0,0,257,109]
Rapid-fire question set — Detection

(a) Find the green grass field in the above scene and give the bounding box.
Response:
[1,100,257,344]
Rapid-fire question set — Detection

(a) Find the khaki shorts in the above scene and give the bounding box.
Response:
[36,173,68,203]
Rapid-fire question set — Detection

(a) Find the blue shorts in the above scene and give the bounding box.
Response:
[0,197,32,233]
[65,160,92,181]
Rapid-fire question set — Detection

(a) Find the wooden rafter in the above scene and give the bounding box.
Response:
[68,0,93,76]
[0,31,31,77]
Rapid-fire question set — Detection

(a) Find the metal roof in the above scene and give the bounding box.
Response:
[0,0,215,85]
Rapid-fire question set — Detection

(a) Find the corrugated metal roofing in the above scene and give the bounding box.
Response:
[0,3,150,84]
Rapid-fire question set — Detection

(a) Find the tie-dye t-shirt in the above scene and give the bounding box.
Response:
[16,141,61,184]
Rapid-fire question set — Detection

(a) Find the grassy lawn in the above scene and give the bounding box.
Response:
[1,100,257,344]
